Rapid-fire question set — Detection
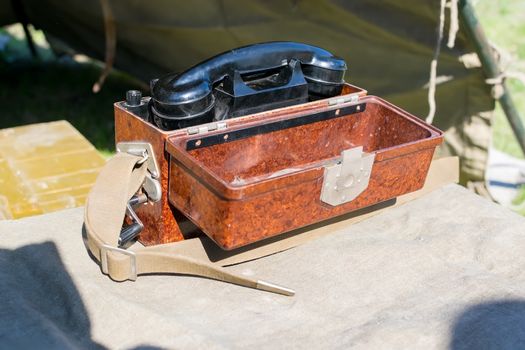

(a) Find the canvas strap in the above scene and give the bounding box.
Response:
[84,152,295,295]
[84,152,458,296]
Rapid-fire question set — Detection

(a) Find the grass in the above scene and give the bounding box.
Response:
[0,25,143,157]
[475,0,525,214]
[475,0,525,159]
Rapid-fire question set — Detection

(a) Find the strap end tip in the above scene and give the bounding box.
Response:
[256,280,295,296]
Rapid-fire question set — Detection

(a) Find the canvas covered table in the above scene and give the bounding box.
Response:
[1,184,524,349]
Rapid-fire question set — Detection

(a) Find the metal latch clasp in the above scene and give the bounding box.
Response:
[320,146,375,206]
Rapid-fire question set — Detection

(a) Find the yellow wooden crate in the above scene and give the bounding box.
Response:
[0,121,106,219]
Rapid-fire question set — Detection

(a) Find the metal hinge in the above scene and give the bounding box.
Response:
[327,93,359,106]
[320,146,375,206]
[116,142,162,202]
[187,121,228,135]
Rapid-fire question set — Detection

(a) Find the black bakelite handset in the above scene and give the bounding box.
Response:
[149,42,347,130]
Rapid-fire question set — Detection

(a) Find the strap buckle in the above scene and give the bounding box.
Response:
[100,244,137,281]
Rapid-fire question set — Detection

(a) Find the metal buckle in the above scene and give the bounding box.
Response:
[100,244,137,281]
[136,149,149,165]
[116,142,161,202]
[116,142,160,179]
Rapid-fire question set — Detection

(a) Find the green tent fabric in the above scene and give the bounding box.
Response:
[3,0,495,183]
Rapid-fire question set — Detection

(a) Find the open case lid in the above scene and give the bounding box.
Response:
[166,95,442,201]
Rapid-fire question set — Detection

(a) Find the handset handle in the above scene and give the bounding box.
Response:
[151,42,347,120]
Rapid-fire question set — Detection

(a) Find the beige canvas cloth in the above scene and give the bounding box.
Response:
[1,183,525,349]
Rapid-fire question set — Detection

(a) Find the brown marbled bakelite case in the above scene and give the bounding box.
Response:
[115,83,368,246]
[166,96,443,250]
